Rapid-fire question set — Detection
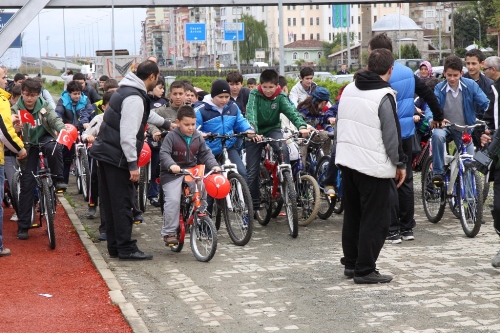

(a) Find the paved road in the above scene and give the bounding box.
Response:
[68,178,500,333]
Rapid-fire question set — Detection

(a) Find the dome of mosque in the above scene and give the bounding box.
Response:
[372,14,423,31]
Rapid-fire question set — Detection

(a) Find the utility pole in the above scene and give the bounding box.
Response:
[450,2,455,55]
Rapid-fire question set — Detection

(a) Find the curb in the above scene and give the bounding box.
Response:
[58,194,150,333]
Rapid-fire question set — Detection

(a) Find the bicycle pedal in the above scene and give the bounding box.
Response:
[30,223,41,228]
[134,220,142,225]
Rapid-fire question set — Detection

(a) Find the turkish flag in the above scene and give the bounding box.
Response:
[56,129,74,150]
[19,110,35,126]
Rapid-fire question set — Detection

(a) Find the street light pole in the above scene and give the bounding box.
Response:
[37,14,42,76]
[46,36,50,57]
[112,0,116,78]
[63,8,67,71]
[473,18,481,47]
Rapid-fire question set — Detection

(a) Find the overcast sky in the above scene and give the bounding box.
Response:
[0,7,146,67]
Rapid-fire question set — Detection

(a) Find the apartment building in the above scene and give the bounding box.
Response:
[141,8,170,65]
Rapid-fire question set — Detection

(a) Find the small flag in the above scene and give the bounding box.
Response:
[56,129,74,150]
[19,110,35,126]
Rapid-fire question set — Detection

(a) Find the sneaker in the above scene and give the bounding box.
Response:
[54,181,67,192]
[0,248,11,257]
[492,250,500,268]
[17,228,29,240]
[10,213,18,221]
[432,174,444,187]
[344,268,354,279]
[164,234,178,246]
[98,232,107,241]
[134,214,143,224]
[324,186,336,196]
[150,198,161,207]
[386,231,402,244]
[353,270,393,284]
[401,229,414,241]
[86,206,97,219]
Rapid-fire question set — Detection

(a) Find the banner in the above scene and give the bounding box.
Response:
[332,5,350,28]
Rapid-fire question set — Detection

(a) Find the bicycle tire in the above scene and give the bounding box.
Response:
[282,170,299,238]
[220,173,253,246]
[138,163,150,213]
[297,174,321,226]
[333,195,344,215]
[257,165,272,226]
[482,171,490,204]
[214,199,223,231]
[421,156,445,223]
[11,171,20,214]
[74,155,82,194]
[78,147,90,201]
[447,176,462,219]
[459,163,483,238]
[315,156,336,220]
[170,225,185,253]
[270,198,283,218]
[41,178,56,249]
[191,215,217,262]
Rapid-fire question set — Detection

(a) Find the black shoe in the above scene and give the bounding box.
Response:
[344,268,354,278]
[401,229,414,241]
[118,250,153,260]
[432,174,444,187]
[134,214,143,224]
[150,198,161,207]
[17,228,29,240]
[353,270,393,284]
[55,181,67,192]
[86,206,97,219]
[98,232,107,241]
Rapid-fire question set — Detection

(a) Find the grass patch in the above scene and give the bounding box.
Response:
[63,192,76,208]
[84,225,99,243]
[45,83,64,97]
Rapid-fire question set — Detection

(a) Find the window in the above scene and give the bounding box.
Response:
[288,18,291,26]
[293,18,296,26]
[293,5,296,10]
[310,5,313,9]
[329,33,332,41]
[310,33,313,40]
[425,23,434,29]
[318,52,322,59]
[304,52,310,60]
[316,17,320,25]
[301,18,305,26]
[328,17,331,25]
[358,16,361,24]
[294,34,297,41]
[310,18,313,25]
[302,34,305,40]
[384,3,387,7]
[374,3,376,7]
[351,16,353,24]
[293,52,298,60]
[358,32,361,41]
[287,5,290,10]
[316,33,320,40]
[374,15,377,23]
[316,5,319,9]
[425,10,434,18]
[389,3,392,7]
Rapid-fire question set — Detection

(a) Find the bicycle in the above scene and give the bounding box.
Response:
[257,136,299,238]
[421,121,484,237]
[285,129,321,226]
[160,165,218,262]
[206,133,253,246]
[138,159,150,213]
[73,134,90,201]
[23,140,63,249]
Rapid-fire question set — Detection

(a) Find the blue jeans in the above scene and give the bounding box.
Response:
[246,129,289,211]
[0,165,5,251]
[431,128,474,175]
[226,147,247,181]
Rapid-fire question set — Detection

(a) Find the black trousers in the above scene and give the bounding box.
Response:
[340,166,394,277]
[89,157,99,207]
[389,137,415,232]
[322,144,338,186]
[18,135,64,229]
[98,161,138,256]
[492,161,500,236]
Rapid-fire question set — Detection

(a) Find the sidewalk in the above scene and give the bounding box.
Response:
[0,199,133,332]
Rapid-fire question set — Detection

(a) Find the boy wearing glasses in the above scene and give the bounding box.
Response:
[11,78,66,240]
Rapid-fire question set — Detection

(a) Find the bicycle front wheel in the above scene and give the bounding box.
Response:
[282,170,299,238]
[78,147,90,201]
[221,173,253,246]
[459,162,483,237]
[138,163,150,212]
[257,165,272,225]
[41,178,56,249]
[421,156,445,223]
[191,215,217,262]
[297,174,320,226]
[315,156,336,220]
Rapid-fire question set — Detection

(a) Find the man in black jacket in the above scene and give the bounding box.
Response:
[89,60,172,260]
[73,72,101,104]
[226,71,250,115]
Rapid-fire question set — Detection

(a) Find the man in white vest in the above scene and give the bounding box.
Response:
[336,48,406,284]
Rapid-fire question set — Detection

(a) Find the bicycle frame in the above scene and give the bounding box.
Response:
[262,141,291,200]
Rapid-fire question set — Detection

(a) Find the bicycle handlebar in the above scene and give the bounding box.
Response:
[205,132,250,141]
[177,168,217,179]
[23,139,57,148]
[444,120,486,132]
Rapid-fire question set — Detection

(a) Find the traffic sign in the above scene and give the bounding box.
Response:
[0,13,22,48]
[185,23,206,42]
[224,22,245,41]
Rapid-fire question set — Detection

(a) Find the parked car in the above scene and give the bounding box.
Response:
[331,74,354,84]
[395,59,423,71]
[253,62,269,68]
[314,71,336,81]
[242,73,261,83]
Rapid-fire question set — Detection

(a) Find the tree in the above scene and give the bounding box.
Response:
[400,44,421,59]
[239,14,268,64]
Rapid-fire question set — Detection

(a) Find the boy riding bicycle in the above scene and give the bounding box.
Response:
[425,56,490,185]
[159,106,221,245]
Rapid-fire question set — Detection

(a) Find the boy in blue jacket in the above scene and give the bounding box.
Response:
[425,55,490,184]
[194,79,254,179]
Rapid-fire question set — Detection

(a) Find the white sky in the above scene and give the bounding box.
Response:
[1,7,146,67]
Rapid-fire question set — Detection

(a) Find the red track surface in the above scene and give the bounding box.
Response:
[0,204,132,333]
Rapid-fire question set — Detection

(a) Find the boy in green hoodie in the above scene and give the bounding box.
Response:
[245,69,310,217]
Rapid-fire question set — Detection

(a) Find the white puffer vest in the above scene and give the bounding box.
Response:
[336,82,397,178]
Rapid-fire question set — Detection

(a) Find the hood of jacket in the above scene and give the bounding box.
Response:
[119,72,147,93]
[355,70,392,91]
[202,93,234,113]
[60,90,89,111]
[0,88,11,100]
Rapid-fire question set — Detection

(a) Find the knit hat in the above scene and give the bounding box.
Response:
[310,86,330,103]
[211,79,231,97]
